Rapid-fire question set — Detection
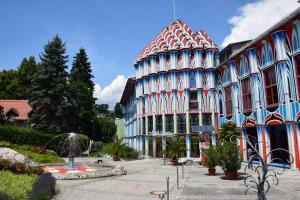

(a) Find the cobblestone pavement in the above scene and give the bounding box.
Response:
[53,158,300,200]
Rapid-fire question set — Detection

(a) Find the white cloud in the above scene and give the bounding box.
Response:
[93,75,127,108]
[222,0,299,48]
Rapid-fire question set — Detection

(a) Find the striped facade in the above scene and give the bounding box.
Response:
[121,8,300,170]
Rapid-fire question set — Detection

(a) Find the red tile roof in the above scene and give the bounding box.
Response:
[0,100,32,120]
[135,19,217,64]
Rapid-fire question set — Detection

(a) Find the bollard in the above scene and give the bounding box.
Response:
[166,176,169,200]
[176,166,179,189]
[182,163,184,179]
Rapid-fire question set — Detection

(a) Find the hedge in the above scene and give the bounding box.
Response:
[0,125,89,154]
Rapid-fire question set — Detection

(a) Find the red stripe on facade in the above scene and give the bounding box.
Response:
[239,136,243,158]
[292,123,300,169]
[261,127,267,161]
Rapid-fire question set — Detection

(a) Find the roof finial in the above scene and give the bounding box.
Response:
[172,0,176,20]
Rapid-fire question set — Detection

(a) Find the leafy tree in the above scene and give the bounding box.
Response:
[0,57,40,100]
[0,70,18,99]
[93,117,116,142]
[114,102,123,118]
[29,35,73,133]
[0,105,5,124]
[94,104,109,115]
[17,57,41,98]
[69,48,96,137]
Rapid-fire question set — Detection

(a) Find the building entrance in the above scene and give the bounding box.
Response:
[245,127,259,161]
[268,125,289,164]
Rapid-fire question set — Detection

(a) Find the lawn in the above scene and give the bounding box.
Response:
[0,141,64,164]
[0,171,37,200]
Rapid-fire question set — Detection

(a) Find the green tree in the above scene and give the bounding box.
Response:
[68,81,95,137]
[0,105,5,124]
[69,48,96,138]
[94,104,109,115]
[29,35,73,133]
[94,117,116,142]
[0,70,18,99]
[70,48,94,90]
[17,57,41,98]
[114,102,123,118]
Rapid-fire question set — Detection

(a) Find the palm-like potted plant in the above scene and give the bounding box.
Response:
[217,141,242,179]
[166,138,185,166]
[112,138,124,161]
[202,145,219,176]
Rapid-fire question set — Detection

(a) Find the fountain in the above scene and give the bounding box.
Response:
[41,132,127,180]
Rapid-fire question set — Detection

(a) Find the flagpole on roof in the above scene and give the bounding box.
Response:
[172,0,176,20]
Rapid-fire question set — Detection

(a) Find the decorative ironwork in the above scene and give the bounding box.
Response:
[230,135,294,200]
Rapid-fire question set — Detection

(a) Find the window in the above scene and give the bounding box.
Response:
[190,71,196,88]
[148,116,153,133]
[264,66,278,107]
[190,114,198,133]
[295,55,300,99]
[241,78,252,112]
[156,116,162,132]
[178,115,186,133]
[142,117,146,135]
[219,98,223,115]
[225,86,232,115]
[166,115,174,132]
[189,91,198,110]
[203,114,212,125]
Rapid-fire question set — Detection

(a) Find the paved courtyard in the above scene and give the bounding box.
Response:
[53,158,300,200]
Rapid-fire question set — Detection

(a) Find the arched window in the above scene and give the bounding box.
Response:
[219,98,223,116]
[224,86,232,115]
[241,78,252,112]
[292,22,300,52]
[264,66,278,107]
[239,55,250,77]
[223,67,230,85]
[262,41,273,67]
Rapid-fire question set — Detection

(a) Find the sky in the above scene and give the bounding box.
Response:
[0,0,298,108]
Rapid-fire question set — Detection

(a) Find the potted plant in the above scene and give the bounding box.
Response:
[112,138,124,161]
[218,123,241,143]
[165,138,185,166]
[202,145,219,176]
[217,141,242,180]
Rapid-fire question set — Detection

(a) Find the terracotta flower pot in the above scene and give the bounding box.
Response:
[224,170,237,180]
[201,152,207,165]
[113,156,120,161]
[170,159,178,166]
[208,168,216,176]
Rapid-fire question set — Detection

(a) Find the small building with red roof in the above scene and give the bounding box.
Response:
[0,100,32,126]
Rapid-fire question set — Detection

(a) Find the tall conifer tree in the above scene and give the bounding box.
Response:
[69,48,96,138]
[29,35,73,133]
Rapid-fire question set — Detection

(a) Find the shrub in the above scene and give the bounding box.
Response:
[119,146,138,159]
[91,141,104,153]
[202,145,219,169]
[0,141,64,163]
[217,142,242,172]
[101,143,114,156]
[0,159,44,175]
[101,143,139,159]
[29,173,56,200]
[0,171,37,200]
[0,126,90,154]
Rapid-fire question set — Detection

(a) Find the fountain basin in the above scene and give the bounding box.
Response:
[44,162,127,180]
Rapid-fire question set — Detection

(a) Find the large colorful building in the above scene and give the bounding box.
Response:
[120,7,300,170]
